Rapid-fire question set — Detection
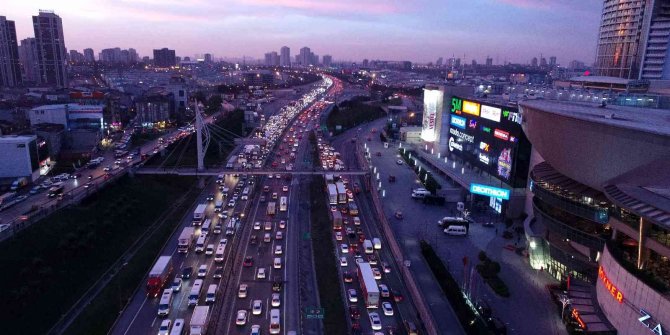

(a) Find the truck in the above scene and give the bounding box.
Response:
[327,184,338,205]
[177,227,195,253]
[190,305,210,335]
[357,262,380,308]
[0,192,17,210]
[193,204,207,225]
[331,211,343,231]
[336,181,347,204]
[267,201,277,216]
[147,256,173,298]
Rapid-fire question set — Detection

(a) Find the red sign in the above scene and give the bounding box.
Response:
[572,308,587,329]
[598,266,623,303]
[493,129,510,141]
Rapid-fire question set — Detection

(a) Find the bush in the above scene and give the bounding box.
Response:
[476,252,510,298]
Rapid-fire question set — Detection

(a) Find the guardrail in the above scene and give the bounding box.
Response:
[355,144,439,335]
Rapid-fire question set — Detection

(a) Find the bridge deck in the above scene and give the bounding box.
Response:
[134,167,368,176]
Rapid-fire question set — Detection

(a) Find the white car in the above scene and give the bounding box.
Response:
[252,300,263,315]
[236,310,248,325]
[372,267,382,280]
[238,284,248,298]
[340,257,348,267]
[271,293,281,307]
[197,264,207,278]
[282,185,289,192]
[275,245,283,255]
[347,288,358,303]
[158,319,171,335]
[275,231,283,240]
[340,244,349,254]
[335,231,343,241]
[382,302,394,316]
[369,312,382,330]
[253,221,261,230]
[257,267,266,279]
[250,325,261,335]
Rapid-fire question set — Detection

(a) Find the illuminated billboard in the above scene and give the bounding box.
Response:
[421,86,444,142]
[448,97,531,188]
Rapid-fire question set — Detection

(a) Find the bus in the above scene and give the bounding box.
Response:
[48,182,65,198]
[267,202,276,216]
[201,219,212,236]
[279,196,287,212]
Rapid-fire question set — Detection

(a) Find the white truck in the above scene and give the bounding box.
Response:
[190,305,210,335]
[177,227,195,253]
[336,181,347,204]
[193,204,207,225]
[327,184,338,205]
[357,262,380,308]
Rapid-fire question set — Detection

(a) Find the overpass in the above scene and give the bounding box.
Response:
[134,167,369,176]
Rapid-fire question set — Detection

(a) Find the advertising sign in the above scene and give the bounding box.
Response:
[450,115,466,129]
[469,183,510,200]
[462,100,480,116]
[480,105,502,122]
[421,88,443,142]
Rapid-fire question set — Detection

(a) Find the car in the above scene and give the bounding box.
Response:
[250,235,258,245]
[341,244,349,254]
[275,231,283,240]
[206,194,215,201]
[103,166,111,172]
[347,289,358,302]
[29,186,41,195]
[236,310,248,325]
[205,244,215,255]
[264,233,272,243]
[158,319,171,335]
[228,200,236,208]
[219,238,228,246]
[271,293,281,307]
[213,266,223,278]
[275,245,283,255]
[335,231,343,241]
[275,174,281,179]
[340,257,348,267]
[197,265,208,278]
[396,159,403,165]
[392,290,404,302]
[343,271,353,283]
[257,267,266,279]
[15,195,28,203]
[253,221,261,230]
[263,186,270,192]
[250,325,261,335]
[238,284,248,298]
[346,227,355,238]
[382,262,391,273]
[264,221,273,231]
[282,185,289,192]
[372,268,382,280]
[279,220,286,229]
[243,256,254,267]
[483,221,495,228]
[260,195,266,202]
[272,281,282,292]
[252,299,263,315]
[350,305,360,319]
[268,174,273,179]
[379,284,390,298]
[368,254,378,265]
[181,267,193,279]
[171,278,183,292]
[272,192,278,200]
[369,312,382,330]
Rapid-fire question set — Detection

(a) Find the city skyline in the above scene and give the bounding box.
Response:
[5,0,602,64]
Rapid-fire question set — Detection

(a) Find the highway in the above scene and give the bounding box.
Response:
[110,75,338,335]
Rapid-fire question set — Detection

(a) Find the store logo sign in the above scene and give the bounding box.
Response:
[479,141,490,152]
[478,153,490,165]
[448,137,462,152]
[481,105,502,122]
[449,127,475,143]
[494,129,510,141]
[468,119,477,129]
[469,183,510,200]
[639,310,664,335]
[450,115,466,129]
[598,266,623,303]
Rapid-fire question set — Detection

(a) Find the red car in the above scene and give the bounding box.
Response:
[349,306,360,319]
[243,256,253,267]
[392,290,404,302]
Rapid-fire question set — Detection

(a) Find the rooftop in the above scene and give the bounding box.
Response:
[520,100,670,138]
[0,135,36,143]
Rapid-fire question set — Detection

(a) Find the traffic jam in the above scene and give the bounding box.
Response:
[316,136,415,334]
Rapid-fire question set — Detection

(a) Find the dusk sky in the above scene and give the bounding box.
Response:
[6,0,602,65]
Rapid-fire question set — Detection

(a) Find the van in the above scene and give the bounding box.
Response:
[411,189,431,199]
[372,238,382,250]
[215,245,225,262]
[273,257,282,269]
[169,318,185,335]
[195,235,206,253]
[157,289,173,316]
[444,225,468,236]
[269,308,281,334]
[363,239,374,254]
[201,219,211,235]
[214,200,223,212]
[188,279,203,306]
[205,284,218,303]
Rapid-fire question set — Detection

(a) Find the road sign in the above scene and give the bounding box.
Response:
[305,307,325,319]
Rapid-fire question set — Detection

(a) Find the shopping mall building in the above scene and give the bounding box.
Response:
[520,100,670,335]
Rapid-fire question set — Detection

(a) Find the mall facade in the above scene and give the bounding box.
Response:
[520,99,670,335]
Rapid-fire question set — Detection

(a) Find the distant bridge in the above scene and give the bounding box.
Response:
[134,167,369,176]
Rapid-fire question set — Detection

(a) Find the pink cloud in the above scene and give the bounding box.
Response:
[241,0,407,15]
